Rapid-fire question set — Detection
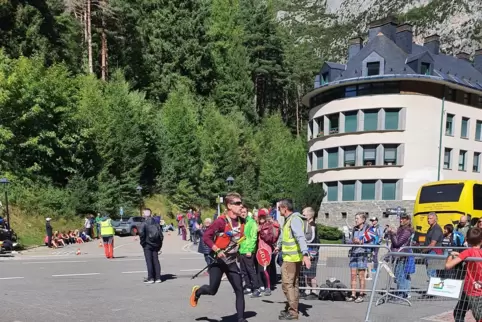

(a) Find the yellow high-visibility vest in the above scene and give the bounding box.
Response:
[100,219,114,237]
[281,214,304,262]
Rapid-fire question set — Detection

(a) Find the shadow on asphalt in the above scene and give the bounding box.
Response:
[195,311,257,322]
[161,274,178,281]
[261,300,312,317]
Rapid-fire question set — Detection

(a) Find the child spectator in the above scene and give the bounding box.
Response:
[446,227,482,321]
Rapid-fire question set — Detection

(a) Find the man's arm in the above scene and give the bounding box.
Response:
[290,216,308,254]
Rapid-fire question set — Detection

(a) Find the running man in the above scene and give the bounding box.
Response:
[190,192,247,322]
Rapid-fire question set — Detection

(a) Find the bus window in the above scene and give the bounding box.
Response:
[473,184,482,210]
[419,183,464,203]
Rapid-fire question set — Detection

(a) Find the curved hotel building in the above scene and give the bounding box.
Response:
[303,17,482,225]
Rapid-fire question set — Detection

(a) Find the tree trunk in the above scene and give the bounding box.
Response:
[296,86,301,137]
[100,0,108,80]
[86,0,93,74]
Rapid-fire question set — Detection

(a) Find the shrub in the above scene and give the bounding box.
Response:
[317,224,342,241]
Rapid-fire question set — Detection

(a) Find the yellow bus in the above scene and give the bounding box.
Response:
[413,180,482,244]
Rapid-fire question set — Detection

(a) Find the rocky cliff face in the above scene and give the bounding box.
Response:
[293,0,482,63]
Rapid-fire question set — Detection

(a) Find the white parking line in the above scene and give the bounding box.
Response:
[179,257,203,260]
[113,244,131,250]
[52,273,100,277]
[0,277,24,280]
[23,260,87,265]
[122,271,147,274]
[110,258,144,262]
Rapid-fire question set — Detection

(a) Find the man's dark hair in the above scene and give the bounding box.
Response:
[466,227,482,246]
[279,199,294,212]
[444,224,454,234]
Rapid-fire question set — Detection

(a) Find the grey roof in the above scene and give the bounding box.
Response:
[318,32,482,90]
[325,62,346,70]
[406,51,434,64]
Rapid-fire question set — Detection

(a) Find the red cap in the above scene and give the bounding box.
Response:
[258,208,268,217]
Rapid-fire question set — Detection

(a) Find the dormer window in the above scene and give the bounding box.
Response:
[367,62,380,76]
[421,62,431,75]
[321,72,329,85]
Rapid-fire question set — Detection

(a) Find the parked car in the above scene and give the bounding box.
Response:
[112,216,145,236]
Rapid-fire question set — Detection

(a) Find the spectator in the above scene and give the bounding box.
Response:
[95,213,102,239]
[84,215,92,238]
[446,228,482,322]
[387,213,414,299]
[256,208,276,296]
[179,215,187,241]
[140,208,163,284]
[456,215,470,239]
[300,207,319,300]
[197,218,213,275]
[53,231,65,247]
[239,205,261,298]
[45,218,53,248]
[346,212,372,303]
[443,224,465,250]
[369,217,384,273]
[422,213,444,279]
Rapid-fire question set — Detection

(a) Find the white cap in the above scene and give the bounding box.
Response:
[46,218,51,221]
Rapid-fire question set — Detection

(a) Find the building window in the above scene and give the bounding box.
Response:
[363,145,376,166]
[421,62,431,75]
[367,62,380,76]
[382,180,397,200]
[321,72,329,85]
[345,86,357,98]
[384,145,397,165]
[315,150,323,170]
[384,109,400,130]
[444,148,452,169]
[326,182,338,201]
[342,181,355,201]
[461,117,469,138]
[474,152,480,172]
[344,146,356,167]
[327,148,339,169]
[344,111,358,132]
[341,212,347,219]
[325,213,329,219]
[446,114,454,136]
[364,109,379,131]
[476,121,482,141]
[328,114,339,135]
[361,181,376,200]
[459,150,467,171]
[464,93,470,105]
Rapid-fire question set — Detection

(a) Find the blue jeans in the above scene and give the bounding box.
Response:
[426,250,437,279]
[394,258,411,297]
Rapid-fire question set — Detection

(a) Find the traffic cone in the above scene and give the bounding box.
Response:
[98,241,103,248]
[76,248,81,255]
[133,236,138,241]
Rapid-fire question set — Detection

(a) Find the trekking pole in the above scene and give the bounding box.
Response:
[191,236,245,279]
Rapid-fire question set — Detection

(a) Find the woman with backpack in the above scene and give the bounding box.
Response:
[387,213,414,299]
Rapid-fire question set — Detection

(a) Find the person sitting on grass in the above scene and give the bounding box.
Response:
[445,227,482,322]
[53,231,65,247]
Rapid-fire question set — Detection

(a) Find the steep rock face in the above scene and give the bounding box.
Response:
[315,0,482,62]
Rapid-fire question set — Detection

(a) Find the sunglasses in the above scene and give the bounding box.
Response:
[230,201,243,206]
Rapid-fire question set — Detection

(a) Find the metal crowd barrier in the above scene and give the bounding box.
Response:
[298,243,391,295]
[364,251,482,322]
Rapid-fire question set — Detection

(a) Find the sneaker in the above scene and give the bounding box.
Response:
[264,288,272,296]
[260,286,266,292]
[371,268,376,273]
[155,279,162,284]
[354,295,365,303]
[250,289,262,298]
[190,286,200,307]
[279,312,298,320]
[346,295,356,302]
[243,288,252,295]
[305,293,318,300]
[144,279,155,284]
